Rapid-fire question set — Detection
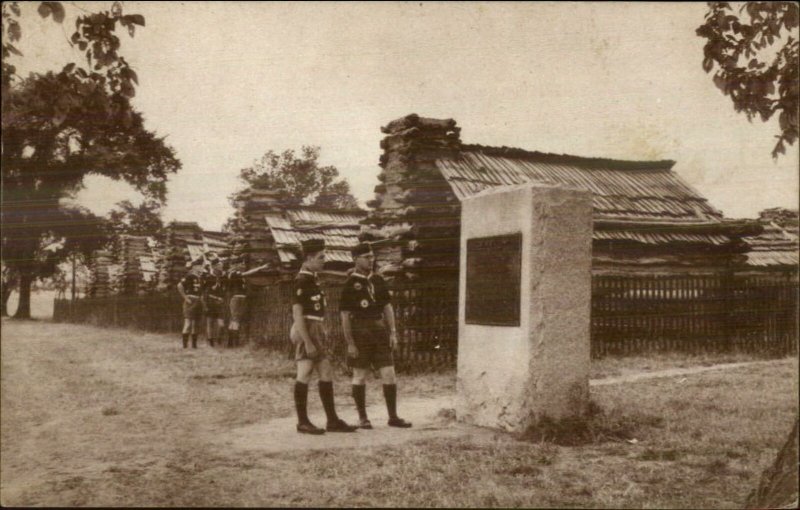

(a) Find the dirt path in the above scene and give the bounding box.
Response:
[1,319,793,506]
[589,359,792,386]
[224,396,482,455]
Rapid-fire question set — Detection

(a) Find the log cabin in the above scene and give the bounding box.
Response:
[363,114,762,280]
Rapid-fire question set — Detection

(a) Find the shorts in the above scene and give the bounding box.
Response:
[291,319,328,362]
[347,318,394,370]
[229,295,246,322]
[182,295,202,321]
[204,296,224,318]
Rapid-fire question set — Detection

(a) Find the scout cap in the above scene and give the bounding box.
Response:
[351,242,373,258]
[301,238,325,256]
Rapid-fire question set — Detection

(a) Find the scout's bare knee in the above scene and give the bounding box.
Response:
[296,360,315,384]
[317,359,333,382]
[379,366,396,385]
[352,368,368,385]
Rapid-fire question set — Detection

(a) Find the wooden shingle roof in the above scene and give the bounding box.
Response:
[264,206,367,265]
[438,145,722,224]
[434,144,748,247]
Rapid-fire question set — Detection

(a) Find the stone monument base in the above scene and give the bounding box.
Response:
[457,183,593,432]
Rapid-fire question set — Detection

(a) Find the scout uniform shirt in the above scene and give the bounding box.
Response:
[293,270,326,320]
[339,271,390,320]
[226,270,246,295]
[203,272,225,300]
[180,273,203,296]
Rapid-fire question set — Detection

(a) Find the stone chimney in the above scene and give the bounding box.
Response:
[365,114,464,278]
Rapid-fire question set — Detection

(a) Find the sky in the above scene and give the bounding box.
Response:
[12,1,799,231]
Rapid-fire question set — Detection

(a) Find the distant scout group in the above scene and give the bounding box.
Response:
[176,239,412,435]
[176,254,246,349]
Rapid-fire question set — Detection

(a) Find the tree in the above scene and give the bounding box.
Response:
[231,146,359,208]
[313,181,361,210]
[1,2,181,318]
[697,2,799,158]
[106,199,165,240]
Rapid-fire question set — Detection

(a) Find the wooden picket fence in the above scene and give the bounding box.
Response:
[55,271,798,368]
[591,273,798,357]
[54,277,460,371]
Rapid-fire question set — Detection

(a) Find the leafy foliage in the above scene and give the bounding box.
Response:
[232,146,359,209]
[1,2,181,317]
[2,1,142,101]
[696,2,799,158]
[106,199,165,240]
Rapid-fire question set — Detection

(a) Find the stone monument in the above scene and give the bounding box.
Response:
[456,183,593,432]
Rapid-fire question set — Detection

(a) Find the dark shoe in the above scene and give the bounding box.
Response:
[357,418,373,430]
[326,419,358,433]
[388,417,412,428]
[297,422,325,435]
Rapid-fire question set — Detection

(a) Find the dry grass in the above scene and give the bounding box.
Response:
[253,359,797,509]
[1,319,797,508]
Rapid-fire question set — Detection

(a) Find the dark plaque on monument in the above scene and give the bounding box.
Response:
[465,232,522,326]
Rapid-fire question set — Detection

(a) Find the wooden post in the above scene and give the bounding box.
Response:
[71,255,77,302]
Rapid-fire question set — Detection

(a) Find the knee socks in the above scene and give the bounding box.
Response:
[294,381,310,424]
[383,384,398,420]
[182,333,188,349]
[191,334,197,348]
[352,384,367,420]
[318,381,339,423]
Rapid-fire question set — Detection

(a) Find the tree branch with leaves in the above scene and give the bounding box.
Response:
[230,146,359,209]
[697,2,799,158]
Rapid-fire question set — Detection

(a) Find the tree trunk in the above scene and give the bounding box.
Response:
[1,285,11,316]
[13,272,32,319]
[745,418,799,509]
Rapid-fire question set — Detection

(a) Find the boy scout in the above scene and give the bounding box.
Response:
[291,238,357,435]
[226,265,246,348]
[177,259,204,349]
[201,260,226,347]
[340,243,412,429]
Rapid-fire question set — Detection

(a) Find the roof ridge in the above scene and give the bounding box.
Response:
[460,143,675,171]
[285,205,367,215]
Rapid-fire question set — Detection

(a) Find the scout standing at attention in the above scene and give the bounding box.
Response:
[340,243,412,429]
[226,264,247,348]
[291,238,357,435]
[177,259,204,349]
[201,259,226,347]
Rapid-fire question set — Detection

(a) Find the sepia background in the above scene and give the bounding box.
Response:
[11,1,799,231]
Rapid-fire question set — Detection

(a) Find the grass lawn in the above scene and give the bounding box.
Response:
[230,358,796,509]
[1,319,797,507]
